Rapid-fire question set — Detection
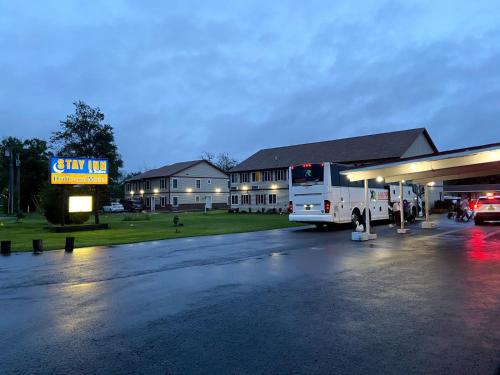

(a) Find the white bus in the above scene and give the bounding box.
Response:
[288,162,418,228]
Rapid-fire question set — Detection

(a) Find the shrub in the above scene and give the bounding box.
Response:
[41,185,91,225]
[173,215,180,226]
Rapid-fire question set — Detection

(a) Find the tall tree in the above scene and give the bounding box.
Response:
[51,101,123,182]
[201,152,238,172]
[0,137,50,212]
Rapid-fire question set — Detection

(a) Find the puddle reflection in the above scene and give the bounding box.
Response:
[466,228,500,262]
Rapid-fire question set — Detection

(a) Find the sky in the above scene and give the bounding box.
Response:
[1,0,500,172]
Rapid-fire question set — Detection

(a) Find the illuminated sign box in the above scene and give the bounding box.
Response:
[50,157,109,185]
[68,196,93,213]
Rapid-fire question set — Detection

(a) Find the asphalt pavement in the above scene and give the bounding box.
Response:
[1,216,500,374]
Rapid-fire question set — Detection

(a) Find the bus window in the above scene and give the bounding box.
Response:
[291,164,324,185]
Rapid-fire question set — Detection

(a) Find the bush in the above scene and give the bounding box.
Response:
[41,186,91,225]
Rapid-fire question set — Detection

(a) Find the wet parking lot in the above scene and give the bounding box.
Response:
[1,217,500,374]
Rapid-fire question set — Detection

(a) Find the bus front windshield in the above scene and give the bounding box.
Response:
[291,164,324,185]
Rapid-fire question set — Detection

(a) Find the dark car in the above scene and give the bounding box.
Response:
[120,199,143,212]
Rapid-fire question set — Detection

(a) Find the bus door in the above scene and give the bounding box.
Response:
[333,164,351,222]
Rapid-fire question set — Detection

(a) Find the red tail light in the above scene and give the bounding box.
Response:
[288,201,293,213]
[324,200,331,213]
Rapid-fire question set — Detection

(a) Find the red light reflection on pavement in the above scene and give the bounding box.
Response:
[467,228,500,261]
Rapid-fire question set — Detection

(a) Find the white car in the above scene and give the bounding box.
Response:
[474,195,500,225]
[103,202,125,213]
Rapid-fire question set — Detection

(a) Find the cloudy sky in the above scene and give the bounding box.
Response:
[1,0,499,172]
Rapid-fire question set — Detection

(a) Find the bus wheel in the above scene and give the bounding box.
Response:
[351,210,361,229]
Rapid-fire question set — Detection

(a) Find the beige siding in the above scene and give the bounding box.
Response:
[170,161,229,206]
[128,161,229,209]
[176,161,228,179]
[402,133,435,158]
[230,169,289,211]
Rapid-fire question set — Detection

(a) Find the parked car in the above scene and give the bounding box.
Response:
[474,195,500,225]
[120,199,143,212]
[103,202,125,213]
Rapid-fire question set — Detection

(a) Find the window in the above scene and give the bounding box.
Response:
[240,173,249,182]
[125,183,130,192]
[262,171,274,181]
[145,180,151,190]
[291,164,324,185]
[276,169,287,181]
[145,197,150,207]
[251,172,260,182]
[160,196,166,207]
[231,174,238,183]
[227,180,230,188]
[160,178,166,189]
[241,194,250,205]
[256,194,266,205]
[172,196,178,206]
[231,195,239,205]
[196,179,201,189]
[268,194,277,205]
[195,196,200,203]
[207,179,212,184]
[172,178,178,189]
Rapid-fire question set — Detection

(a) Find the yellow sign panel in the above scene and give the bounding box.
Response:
[51,173,109,185]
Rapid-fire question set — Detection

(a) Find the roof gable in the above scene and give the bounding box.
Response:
[127,160,202,181]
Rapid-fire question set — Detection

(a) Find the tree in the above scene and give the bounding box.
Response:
[51,101,123,182]
[201,152,238,172]
[0,137,50,213]
[51,101,123,222]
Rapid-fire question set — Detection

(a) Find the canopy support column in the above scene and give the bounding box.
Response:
[351,179,377,241]
[397,180,409,234]
[421,183,436,229]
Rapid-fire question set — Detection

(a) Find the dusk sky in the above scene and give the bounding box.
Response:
[1,0,500,172]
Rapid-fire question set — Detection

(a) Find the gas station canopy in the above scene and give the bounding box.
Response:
[341,143,500,184]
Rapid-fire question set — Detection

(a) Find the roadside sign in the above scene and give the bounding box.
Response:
[50,157,109,185]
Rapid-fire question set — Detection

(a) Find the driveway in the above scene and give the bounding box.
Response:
[1,217,500,374]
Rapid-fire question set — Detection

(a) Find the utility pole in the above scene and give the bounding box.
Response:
[4,149,13,214]
[16,153,21,214]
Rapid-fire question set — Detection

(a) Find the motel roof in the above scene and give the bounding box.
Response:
[126,160,210,181]
[229,128,437,172]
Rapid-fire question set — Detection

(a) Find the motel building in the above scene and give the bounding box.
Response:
[125,160,230,211]
[229,128,443,212]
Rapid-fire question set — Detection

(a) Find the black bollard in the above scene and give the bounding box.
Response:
[1,241,11,255]
[33,239,43,254]
[65,237,75,252]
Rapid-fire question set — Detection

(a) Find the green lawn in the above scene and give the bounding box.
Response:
[0,211,302,252]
